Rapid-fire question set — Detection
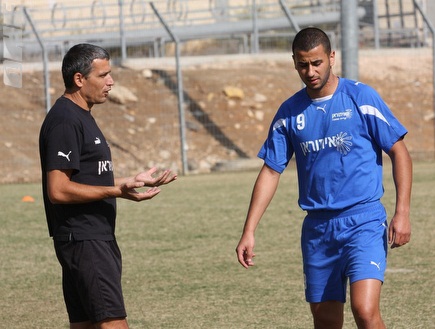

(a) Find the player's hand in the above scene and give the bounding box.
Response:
[388,213,411,248]
[135,167,177,187]
[236,234,256,269]
[120,181,161,201]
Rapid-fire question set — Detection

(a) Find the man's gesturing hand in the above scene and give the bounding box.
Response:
[135,167,177,187]
[120,180,161,201]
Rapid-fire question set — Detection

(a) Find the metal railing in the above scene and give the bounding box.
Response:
[18,0,343,59]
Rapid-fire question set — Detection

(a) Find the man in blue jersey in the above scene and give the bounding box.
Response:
[39,44,177,329]
[236,27,412,329]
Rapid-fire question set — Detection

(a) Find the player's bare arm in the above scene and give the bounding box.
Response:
[387,139,412,248]
[236,164,281,268]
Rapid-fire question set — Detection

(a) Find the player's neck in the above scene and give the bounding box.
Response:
[308,73,339,99]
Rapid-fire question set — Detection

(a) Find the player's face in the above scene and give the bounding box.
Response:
[80,58,114,107]
[293,44,336,98]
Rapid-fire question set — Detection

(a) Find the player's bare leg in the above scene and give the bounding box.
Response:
[310,300,344,329]
[350,279,386,329]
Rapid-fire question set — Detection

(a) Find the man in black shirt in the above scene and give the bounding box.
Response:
[39,43,177,329]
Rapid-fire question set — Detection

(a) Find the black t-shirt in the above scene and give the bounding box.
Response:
[39,96,116,240]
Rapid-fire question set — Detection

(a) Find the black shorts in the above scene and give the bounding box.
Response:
[54,239,127,324]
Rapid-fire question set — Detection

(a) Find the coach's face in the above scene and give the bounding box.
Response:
[293,44,336,98]
[78,58,114,110]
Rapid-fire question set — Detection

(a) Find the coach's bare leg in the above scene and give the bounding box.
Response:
[95,318,129,329]
[310,300,344,329]
[350,279,386,329]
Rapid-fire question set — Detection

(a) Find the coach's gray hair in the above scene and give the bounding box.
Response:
[62,43,110,89]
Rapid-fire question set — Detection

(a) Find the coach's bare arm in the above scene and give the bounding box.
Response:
[387,138,412,249]
[46,167,177,204]
[236,164,281,268]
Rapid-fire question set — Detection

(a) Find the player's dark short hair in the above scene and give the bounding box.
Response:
[292,27,331,55]
[62,43,110,89]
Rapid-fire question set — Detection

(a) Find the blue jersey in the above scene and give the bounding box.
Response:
[258,78,407,211]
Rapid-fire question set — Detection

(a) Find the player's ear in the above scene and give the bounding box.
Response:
[329,50,336,67]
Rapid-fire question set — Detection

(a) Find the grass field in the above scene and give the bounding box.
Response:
[0,161,434,329]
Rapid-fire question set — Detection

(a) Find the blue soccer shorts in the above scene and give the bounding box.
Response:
[301,201,388,303]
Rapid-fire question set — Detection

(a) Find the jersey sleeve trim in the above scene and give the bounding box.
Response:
[359,105,390,126]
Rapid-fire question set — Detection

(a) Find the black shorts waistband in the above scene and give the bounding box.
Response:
[52,232,115,241]
[53,233,74,242]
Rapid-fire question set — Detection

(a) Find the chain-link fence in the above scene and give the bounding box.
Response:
[0,0,433,182]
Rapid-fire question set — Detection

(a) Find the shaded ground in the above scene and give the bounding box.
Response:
[0,50,433,184]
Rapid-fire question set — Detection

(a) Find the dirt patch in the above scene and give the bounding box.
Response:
[0,50,433,184]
